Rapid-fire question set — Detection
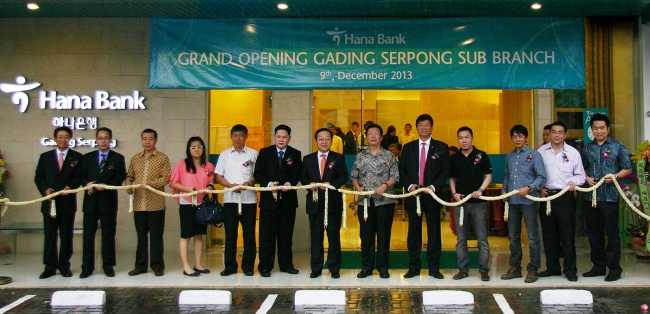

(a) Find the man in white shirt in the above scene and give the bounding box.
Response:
[399,123,418,145]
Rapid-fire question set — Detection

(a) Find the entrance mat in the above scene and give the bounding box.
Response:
[330,250,479,269]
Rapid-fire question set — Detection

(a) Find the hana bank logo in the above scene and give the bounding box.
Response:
[327,27,348,46]
[0,76,41,113]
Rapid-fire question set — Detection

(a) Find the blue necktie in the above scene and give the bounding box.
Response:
[99,153,106,174]
[278,151,284,167]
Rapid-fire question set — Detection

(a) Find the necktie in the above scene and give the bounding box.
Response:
[99,153,106,174]
[278,151,284,167]
[419,143,426,186]
[58,152,64,170]
[320,153,326,178]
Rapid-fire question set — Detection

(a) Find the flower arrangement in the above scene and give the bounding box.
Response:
[0,149,9,198]
[631,140,650,162]
[473,153,482,165]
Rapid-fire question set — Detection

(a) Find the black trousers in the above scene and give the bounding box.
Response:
[82,209,117,272]
[584,201,622,275]
[308,208,342,274]
[406,202,441,273]
[358,200,395,271]
[42,211,75,273]
[133,210,165,271]
[223,203,257,273]
[258,202,297,272]
[540,192,576,276]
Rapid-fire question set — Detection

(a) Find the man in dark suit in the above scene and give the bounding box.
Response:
[34,126,84,279]
[78,127,127,278]
[300,128,348,279]
[254,124,303,277]
[343,122,360,155]
[398,114,450,279]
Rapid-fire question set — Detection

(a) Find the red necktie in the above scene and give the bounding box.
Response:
[419,143,426,186]
[320,154,326,178]
[58,152,64,171]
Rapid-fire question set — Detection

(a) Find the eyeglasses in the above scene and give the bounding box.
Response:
[97,137,111,141]
[190,146,204,150]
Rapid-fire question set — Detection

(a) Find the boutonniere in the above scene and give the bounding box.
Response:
[562,152,569,163]
[243,160,254,167]
[430,152,440,160]
[107,164,115,170]
[70,160,79,168]
[286,156,294,166]
[603,148,611,159]
[473,153,482,165]
[526,153,533,163]
[382,161,389,168]
[327,160,337,169]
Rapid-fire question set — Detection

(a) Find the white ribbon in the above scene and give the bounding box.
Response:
[323,189,329,227]
[592,190,597,208]
[342,193,347,230]
[363,198,368,222]
[238,193,242,215]
[459,205,464,227]
[504,200,509,222]
[191,194,197,206]
[50,200,57,218]
[416,195,422,216]
[128,193,134,213]
[546,201,551,216]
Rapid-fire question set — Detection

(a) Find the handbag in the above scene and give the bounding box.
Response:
[196,195,224,226]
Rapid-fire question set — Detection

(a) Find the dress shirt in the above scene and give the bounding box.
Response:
[215,146,258,204]
[125,150,172,211]
[350,148,400,205]
[399,133,418,144]
[318,151,330,175]
[98,149,110,164]
[502,145,546,205]
[538,143,586,190]
[582,137,631,202]
[57,148,69,161]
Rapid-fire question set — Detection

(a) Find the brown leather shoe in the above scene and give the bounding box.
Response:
[500,267,522,280]
[154,269,164,276]
[128,268,146,276]
[480,271,490,281]
[453,271,469,280]
[524,272,538,283]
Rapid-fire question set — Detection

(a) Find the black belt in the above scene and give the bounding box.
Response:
[546,189,561,195]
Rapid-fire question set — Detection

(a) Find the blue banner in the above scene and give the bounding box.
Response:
[149,18,585,90]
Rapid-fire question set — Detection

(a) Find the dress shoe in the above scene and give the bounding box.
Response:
[605,273,621,282]
[244,271,254,276]
[154,269,164,276]
[537,269,561,277]
[501,267,522,280]
[309,272,321,278]
[429,271,444,279]
[220,269,236,276]
[403,270,419,278]
[480,271,490,282]
[582,268,606,277]
[453,270,469,280]
[282,268,299,274]
[193,267,210,274]
[331,272,340,279]
[357,269,373,278]
[524,272,538,283]
[60,269,73,277]
[379,270,390,279]
[128,268,146,276]
[104,268,115,277]
[567,275,578,282]
[183,270,200,277]
[39,271,56,279]
[80,271,93,279]
[260,271,271,277]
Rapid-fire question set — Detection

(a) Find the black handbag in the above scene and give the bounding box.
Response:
[196,195,224,226]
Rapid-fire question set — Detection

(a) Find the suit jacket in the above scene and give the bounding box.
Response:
[79,150,127,214]
[398,138,450,209]
[343,131,357,154]
[34,149,84,215]
[300,151,348,215]
[254,145,302,209]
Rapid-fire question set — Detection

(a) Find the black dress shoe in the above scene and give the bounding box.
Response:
[582,268,606,277]
[538,269,562,277]
[331,272,340,279]
[60,269,73,277]
[429,271,444,279]
[193,267,211,274]
[605,273,621,282]
[183,270,200,277]
[403,270,419,278]
[39,271,56,279]
[309,272,321,278]
[104,268,115,277]
[244,271,254,276]
[260,271,271,277]
[154,269,164,276]
[357,269,372,278]
[128,268,146,276]
[379,270,390,279]
[80,271,93,279]
[220,269,236,276]
[567,275,578,282]
[282,268,299,274]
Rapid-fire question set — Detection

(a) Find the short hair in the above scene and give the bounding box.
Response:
[141,128,158,139]
[590,113,610,128]
[275,124,291,135]
[351,122,359,127]
[230,124,248,135]
[405,123,412,128]
[510,124,529,138]
[457,126,473,137]
[365,124,384,136]
[96,127,112,138]
[54,126,73,138]
[314,128,333,140]
[543,124,552,131]
[416,114,434,126]
[550,121,567,133]
[449,146,459,153]
[386,125,396,134]
[388,143,400,150]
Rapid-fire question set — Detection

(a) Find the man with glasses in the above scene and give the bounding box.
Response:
[537,121,585,282]
[78,127,126,278]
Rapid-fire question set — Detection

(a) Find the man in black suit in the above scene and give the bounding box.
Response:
[343,122,360,155]
[300,128,348,279]
[34,126,84,279]
[398,114,450,279]
[78,127,127,278]
[254,124,303,277]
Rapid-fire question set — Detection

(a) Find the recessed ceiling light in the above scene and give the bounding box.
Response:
[27,3,40,10]
[531,3,542,10]
[277,3,288,10]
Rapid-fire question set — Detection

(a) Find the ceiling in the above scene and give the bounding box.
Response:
[0,0,648,21]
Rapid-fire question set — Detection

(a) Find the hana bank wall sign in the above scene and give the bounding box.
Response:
[0,75,147,148]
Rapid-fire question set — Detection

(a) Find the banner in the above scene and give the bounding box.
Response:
[149,18,585,90]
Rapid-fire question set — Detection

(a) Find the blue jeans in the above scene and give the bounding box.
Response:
[455,202,490,273]
[507,203,541,273]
